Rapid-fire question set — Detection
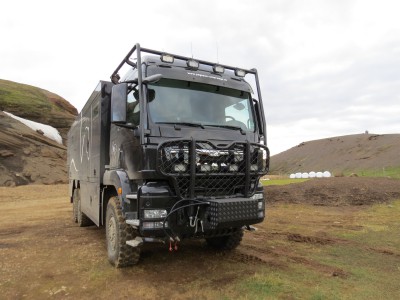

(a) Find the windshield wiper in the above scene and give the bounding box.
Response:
[155,122,205,129]
[204,124,246,135]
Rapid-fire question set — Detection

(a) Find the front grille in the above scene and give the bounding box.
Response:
[157,140,269,199]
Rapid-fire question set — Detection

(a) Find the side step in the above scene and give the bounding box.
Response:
[126,237,143,248]
[126,237,166,248]
[125,219,166,247]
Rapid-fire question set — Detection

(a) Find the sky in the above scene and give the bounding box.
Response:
[1,0,399,155]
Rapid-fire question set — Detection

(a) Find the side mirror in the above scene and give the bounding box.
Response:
[111,83,127,123]
[253,99,264,135]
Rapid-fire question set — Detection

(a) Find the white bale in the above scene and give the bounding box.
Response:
[301,172,309,178]
[295,172,302,179]
[289,174,296,179]
[309,171,316,178]
[316,172,323,178]
[323,171,331,178]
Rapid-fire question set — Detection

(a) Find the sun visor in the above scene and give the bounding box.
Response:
[146,65,252,93]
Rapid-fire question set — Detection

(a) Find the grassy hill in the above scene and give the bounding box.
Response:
[0,79,78,186]
[0,79,77,140]
[270,133,400,178]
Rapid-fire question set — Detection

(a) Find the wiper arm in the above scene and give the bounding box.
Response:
[204,124,246,135]
[155,122,205,129]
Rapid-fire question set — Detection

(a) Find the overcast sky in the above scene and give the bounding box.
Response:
[1,0,399,155]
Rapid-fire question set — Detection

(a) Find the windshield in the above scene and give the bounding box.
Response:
[148,79,255,131]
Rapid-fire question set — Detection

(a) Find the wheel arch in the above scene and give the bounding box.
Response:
[69,179,80,203]
[102,170,132,225]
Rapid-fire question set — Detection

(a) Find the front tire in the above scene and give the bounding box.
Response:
[106,196,140,267]
[206,228,244,250]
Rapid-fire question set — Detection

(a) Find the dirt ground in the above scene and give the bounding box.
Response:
[1,178,400,299]
[265,177,400,206]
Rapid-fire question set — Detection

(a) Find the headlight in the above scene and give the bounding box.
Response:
[211,163,219,171]
[173,164,187,172]
[251,193,264,200]
[144,209,167,219]
[200,164,211,172]
[143,221,168,229]
[229,164,238,172]
[251,164,259,172]
[234,152,243,162]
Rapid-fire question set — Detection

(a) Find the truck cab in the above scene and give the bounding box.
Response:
[68,44,269,267]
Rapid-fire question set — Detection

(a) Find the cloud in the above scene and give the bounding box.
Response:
[1,0,399,155]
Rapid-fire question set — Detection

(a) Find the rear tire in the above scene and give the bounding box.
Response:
[75,188,93,227]
[206,228,244,250]
[72,189,79,223]
[106,196,140,267]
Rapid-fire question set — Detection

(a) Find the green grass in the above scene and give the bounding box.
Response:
[237,266,346,300]
[343,166,400,179]
[234,200,400,300]
[261,178,309,186]
[0,79,53,114]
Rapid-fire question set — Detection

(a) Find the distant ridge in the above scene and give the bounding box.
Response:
[269,133,400,176]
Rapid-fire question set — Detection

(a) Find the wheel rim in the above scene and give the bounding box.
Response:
[108,216,117,252]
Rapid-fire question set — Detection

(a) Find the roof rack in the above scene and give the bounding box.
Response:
[110,43,258,84]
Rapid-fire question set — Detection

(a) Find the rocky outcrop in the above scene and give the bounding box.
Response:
[0,112,68,186]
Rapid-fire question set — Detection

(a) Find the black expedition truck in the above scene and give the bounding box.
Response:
[67,44,270,267]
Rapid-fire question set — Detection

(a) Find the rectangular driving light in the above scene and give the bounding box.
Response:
[160,54,174,63]
[213,65,225,74]
[142,221,168,229]
[144,209,167,219]
[187,59,199,69]
[235,69,246,77]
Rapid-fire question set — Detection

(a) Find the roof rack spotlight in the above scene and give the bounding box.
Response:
[187,59,199,70]
[160,53,174,63]
[213,65,225,74]
[235,69,246,77]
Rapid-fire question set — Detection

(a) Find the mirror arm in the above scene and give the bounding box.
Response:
[115,123,137,129]
[122,79,139,84]
[142,74,163,84]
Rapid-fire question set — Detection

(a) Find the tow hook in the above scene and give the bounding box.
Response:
[168,236,180,252]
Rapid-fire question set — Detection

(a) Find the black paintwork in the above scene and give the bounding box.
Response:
[67,44,269,241]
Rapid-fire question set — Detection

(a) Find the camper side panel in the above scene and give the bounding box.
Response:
[68,81,112,226]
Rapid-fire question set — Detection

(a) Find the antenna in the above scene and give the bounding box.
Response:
[216,42,219,63]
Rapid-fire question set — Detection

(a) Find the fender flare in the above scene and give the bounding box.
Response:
[103,169,131,208]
